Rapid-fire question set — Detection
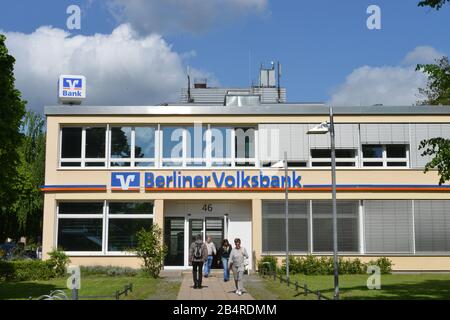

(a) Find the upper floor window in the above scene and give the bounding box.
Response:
[110,126,156,167]
[310,149,357,167]
[60,126,106,168]
[234,127,256,167]
[162,125,207,167]
[362,144,408,167]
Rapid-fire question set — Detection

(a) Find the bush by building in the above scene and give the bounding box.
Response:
[259,255,393,275]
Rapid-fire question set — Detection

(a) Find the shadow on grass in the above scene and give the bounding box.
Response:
[0,282,66,300]
[318,279,450,300]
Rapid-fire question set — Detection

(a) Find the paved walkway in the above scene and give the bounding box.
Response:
[177,271,255,300]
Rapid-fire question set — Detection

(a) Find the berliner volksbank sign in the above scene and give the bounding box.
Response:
[111,171,302,191]
[58,75,86,105]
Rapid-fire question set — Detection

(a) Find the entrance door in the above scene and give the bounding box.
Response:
[187,217,224,269]
[205,218,224,269]
[164,217,185,266]
[189,219,204,244]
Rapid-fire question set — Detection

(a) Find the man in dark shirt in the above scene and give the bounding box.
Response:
[189,234,208,289]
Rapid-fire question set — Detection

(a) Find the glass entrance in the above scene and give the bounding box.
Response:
[187,217,224,269]
[206,218,224,269]
[164,217,185,266]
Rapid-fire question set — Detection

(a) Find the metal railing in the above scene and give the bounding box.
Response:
[259,263,330,300]
[29,283,133,300]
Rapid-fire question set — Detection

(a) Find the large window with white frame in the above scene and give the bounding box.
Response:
[362,144,409,167]
[310,149,357,167]
[59,124,257,169]
[162,125,207,167]
[56,201,153,254]
[210,126,256,167]
[110,126,156,168]
[60,126,107,168]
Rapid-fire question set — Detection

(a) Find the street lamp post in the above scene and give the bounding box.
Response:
[284,151,289,283]
[271,152,290,283]
[307,106,339,300]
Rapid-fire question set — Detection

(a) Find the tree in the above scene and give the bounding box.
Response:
[0,34,26,241]
[419,138,450,185]
[418,0,449,10]
[133,225,167,278]
[416,56,450,105]
[11,110,46,241]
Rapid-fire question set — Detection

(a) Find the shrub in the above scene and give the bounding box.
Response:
[132,225,167,278]
[47,248,70,277]
[0,260,55,281]
[369,257,393,274]
[80,265,138,277]
[258,256,278,274]
[279,255,392,275]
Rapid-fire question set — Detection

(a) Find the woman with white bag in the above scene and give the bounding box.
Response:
[228,238,249,296]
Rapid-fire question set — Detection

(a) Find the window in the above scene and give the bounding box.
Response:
[414,200,450,253]
[57,201,153,254]
[186,126,207,167]
[57,202,104,252]
[262,200,309,253]
[211,126,233,167]
[310,149,357,167]
[60,127,107,167]
[162,125,207,167]
[110,126,156,167]
[235,127,256,167]
[364,200,413,253]
[312,201,359,253]
[362,144,408,167]
[261,161,307,168]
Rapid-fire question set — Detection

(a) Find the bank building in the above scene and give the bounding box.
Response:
[42,67,450,271]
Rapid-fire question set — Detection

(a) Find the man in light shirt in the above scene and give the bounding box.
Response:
[203,236,216,278]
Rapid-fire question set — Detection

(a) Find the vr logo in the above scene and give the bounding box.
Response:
[63,78,83,90]
[111,173,140,191]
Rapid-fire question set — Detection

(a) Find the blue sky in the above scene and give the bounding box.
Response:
[0,0,449,111]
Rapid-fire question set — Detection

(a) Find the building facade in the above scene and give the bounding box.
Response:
[42,104,450,271]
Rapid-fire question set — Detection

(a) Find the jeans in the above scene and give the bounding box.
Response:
[232,265,244,292]
[204,255,213,276]
[221,257,230,281]
[192,261,204,287]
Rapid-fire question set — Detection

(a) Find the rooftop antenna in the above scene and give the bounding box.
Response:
[277,61,282,103]
[187,66,194,103]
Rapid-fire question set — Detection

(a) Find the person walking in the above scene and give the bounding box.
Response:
[217,239,232,282]
[189,234,208,289]
[228,238,249,296]
[203,235,216,278]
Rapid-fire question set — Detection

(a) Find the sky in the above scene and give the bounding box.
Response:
[0,0,449,113]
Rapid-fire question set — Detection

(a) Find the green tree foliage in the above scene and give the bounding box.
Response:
[417,57,450,184]
[0,34,26,241]
[418,0,449,10]
[11,110,46,239]
[416,56,450,106]
[133,225,167,278]
[419,138,450,185]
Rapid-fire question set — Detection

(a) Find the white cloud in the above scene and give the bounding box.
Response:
[328,46,448,106]
[402,45,445,65]
[3,24,212,113]
[106,0,268,35]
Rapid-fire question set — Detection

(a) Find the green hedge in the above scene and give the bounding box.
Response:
[0,260,56,281]
[80,265,138,277]
[258,255,393,275]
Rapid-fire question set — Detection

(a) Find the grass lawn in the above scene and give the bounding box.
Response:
[0,274,181,300]
[246,273,450,300]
